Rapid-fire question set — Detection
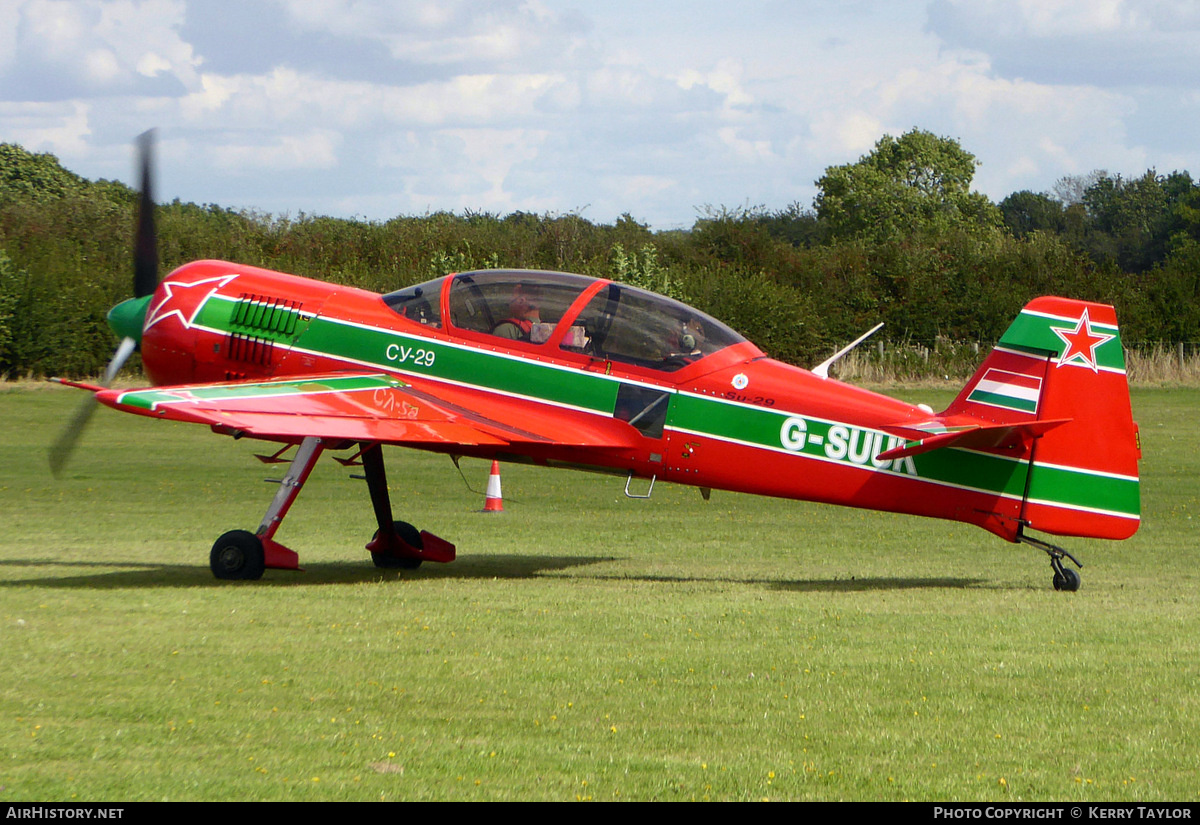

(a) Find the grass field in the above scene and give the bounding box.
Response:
[1,384,1197,801]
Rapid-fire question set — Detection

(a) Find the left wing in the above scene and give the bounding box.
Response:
[96,372,639,449]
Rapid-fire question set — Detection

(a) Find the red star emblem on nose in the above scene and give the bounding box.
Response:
[1050,308,1114,372]
[145,274,239,332]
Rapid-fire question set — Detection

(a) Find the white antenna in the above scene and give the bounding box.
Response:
[812,323,884,379]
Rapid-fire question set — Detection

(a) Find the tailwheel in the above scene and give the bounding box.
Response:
[1018,527,1082,592]
[1052,560,1081,592]
[211,530,266,580]
[371,520,424,570]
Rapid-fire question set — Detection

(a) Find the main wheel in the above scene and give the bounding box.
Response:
[372,520,424,570]
[210,530,266,580]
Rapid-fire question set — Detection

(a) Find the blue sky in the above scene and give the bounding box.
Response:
[2,0,1198,229]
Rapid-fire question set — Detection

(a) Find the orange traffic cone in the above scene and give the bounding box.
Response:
[483,459,503,512]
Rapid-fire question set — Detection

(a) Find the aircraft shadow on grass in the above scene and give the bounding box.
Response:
[770,576,986,592]
[587,572,987,591]
[0,557,986,591]
[0,555,611,589]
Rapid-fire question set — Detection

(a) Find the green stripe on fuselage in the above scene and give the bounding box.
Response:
[297,316,620,415]
[670,392,1029,496]
[668,392,1137,516]
[179,294,1138,519]
[194,296,306,346]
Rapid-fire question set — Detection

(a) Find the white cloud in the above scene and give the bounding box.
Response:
[177,66,563,134]
[4,0,201,96]
[2,0,1198,228]
[83,49,123,86]
[612,174,676,201]
[0,4,18,75]
[178,73,237,119]
[932,0,1200,39]
[840,48,1149,195]
[718,127,775,163]
[676,59,754,116]
[276,0,590,70]
[137,52,174,78]
[927,0,1200,88]
[207,129,341,172]
[807,111,886,160]
[0,99,92,157]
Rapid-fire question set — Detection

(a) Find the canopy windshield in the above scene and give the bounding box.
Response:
[382,276,444,328]
[386,269,747,373]
[562,281,746,372]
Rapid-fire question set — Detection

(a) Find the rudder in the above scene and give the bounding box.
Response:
[947,297,1141,540]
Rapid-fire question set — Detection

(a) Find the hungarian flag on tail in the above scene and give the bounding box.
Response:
[967,368,1043,415]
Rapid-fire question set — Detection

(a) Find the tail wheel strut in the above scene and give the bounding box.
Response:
[1017,527,1082,592]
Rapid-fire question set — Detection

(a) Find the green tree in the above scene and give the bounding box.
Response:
[0,143,90,203]
[1142,236,1200,342]
[1051,171,1108,207]
[1081,171,1168,271]
[755,202,826,247]
[1068,169,1200,273]
[999,191,1066,238]
[1164,172,1200,254]
[0,252,19,371]
[815,129,1001,242]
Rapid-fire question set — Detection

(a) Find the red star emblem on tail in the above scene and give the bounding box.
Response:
[1051,308,1114,372]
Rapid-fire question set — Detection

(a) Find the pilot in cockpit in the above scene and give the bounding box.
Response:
[675,316,706,357]
[492,282,543,341]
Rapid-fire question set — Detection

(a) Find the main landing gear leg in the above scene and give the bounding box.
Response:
[360,443,455,570]
[210,436,324,580]
[1017,527,1082,592]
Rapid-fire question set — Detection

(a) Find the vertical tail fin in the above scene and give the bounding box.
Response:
[946,297,1141,540]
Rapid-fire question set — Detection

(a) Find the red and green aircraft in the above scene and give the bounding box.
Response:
[53,136,1140,590]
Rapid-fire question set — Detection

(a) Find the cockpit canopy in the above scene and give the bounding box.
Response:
[383,269,747,373]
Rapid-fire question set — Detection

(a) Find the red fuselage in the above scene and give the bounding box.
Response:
[128,260,1138,545]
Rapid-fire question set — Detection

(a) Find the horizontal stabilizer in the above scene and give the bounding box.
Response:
[877,418,1072,461]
